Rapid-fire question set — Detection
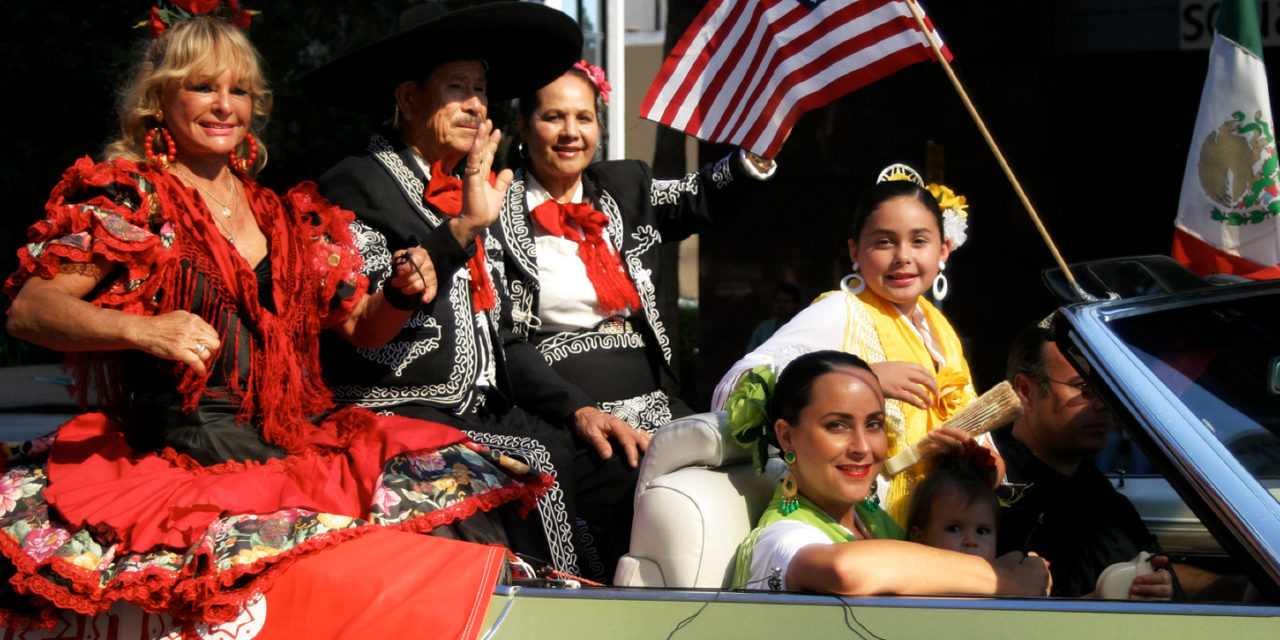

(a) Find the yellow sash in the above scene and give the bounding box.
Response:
[836,290,977,526]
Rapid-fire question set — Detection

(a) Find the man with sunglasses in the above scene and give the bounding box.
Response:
[993,320,1175,599]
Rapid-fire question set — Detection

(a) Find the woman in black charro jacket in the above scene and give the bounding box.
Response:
[497,62,778,435]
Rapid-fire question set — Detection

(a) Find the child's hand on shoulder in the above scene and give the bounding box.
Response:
[869,361,938,409]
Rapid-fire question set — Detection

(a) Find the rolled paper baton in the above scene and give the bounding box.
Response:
[883,381,1022,475]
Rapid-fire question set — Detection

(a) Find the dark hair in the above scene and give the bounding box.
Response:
[516,67,607,136]
[512,67,609,174]
[769,350,877,427]
[1005,320,1055,393]
[905,457,1000,536]
[849,179,944,242]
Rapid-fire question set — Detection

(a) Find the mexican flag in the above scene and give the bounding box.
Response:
[1173,0,1280,279]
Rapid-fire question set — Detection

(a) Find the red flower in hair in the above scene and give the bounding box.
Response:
[141,0,254,38]
[573,60,612,104]
[148,6,166,37]
[231,3,253,28]
[962,440,1000,488]
[172,0,223,13]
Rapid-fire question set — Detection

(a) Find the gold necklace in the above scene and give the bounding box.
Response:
[171,165,238,244]
[172,165,238,219]
[210,200,237,245]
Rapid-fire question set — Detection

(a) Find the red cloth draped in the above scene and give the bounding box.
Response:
[43,409,495,552]
[424,161,497,311]
[252,530,506,640]
[530,199,640,314]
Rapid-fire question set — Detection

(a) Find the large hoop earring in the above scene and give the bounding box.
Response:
[841,262,865,295]
[780,451,799,515]
[231,133,258,174]
[145,127,176,167]
[932,261,949,300]
[517,141,529,160]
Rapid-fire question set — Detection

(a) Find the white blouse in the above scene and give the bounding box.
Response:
[744,519,845,591]
[524,174,622,333]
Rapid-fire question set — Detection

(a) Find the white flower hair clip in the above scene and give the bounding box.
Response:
[926,183,969,250]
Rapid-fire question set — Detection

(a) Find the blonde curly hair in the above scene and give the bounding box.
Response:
[105,16,273,175]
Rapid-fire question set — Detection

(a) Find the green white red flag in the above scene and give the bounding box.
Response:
[1173,0,1280,279]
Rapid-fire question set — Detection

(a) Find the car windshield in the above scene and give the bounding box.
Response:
[1109,294,1280,501]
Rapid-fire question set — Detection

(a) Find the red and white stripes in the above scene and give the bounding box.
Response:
[641,0,950,158]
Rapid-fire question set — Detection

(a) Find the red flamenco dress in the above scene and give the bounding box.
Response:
[0,157,549,630]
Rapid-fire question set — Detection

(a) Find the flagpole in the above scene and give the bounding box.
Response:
[905,0,1092,300]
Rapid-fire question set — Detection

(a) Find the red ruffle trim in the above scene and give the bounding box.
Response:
[0,494,537,626]
[43,409,536,552]
[3,157,167,310]
[0,412,550,626]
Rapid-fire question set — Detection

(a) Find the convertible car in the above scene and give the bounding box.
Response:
[478,256,1280,638]
[3,256,1278,639]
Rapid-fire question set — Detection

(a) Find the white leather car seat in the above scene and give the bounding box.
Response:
[613,412,785,588]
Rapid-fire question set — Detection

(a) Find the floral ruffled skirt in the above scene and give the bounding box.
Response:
[0,410,549,630]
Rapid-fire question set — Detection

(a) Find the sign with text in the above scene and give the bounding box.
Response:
[1182,1,1280,49]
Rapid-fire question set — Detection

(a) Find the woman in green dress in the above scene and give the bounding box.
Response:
[731,350,1050,596]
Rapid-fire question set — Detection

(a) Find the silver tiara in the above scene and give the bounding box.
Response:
[876,163,924,186]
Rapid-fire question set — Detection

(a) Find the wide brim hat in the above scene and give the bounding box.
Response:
[302,2,583,113]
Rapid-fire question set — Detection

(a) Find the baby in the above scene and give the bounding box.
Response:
[905,464,1000,559]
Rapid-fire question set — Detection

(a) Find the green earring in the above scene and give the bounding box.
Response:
[780,450,799,514]
[781,471,799,515]
[860,479,880,512]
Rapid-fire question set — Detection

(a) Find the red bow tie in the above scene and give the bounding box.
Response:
[529,198,639,315]
[421,159,495,311]
[530,200,610,243]
[424,161,463,216]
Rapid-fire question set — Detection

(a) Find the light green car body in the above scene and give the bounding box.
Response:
[478,586,1280,638]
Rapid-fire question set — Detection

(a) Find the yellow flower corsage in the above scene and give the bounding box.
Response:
[932,368,975,422]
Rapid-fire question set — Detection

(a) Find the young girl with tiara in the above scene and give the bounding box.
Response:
[714,164,1002,526]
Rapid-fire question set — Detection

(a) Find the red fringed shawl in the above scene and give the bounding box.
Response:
[3,157,368,454]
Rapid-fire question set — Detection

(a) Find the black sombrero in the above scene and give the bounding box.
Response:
[302,1,583,113]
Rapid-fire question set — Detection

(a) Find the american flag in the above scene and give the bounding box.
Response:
[641,0,951,158]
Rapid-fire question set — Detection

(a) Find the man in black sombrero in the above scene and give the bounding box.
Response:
[307,2,645,582]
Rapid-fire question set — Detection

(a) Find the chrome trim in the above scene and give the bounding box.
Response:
[479,592,517,640]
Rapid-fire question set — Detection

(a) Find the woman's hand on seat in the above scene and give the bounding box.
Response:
[869,361,937,409]
[572,407,651,467]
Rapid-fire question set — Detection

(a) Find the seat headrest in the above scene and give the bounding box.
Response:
[635,412,758,502]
